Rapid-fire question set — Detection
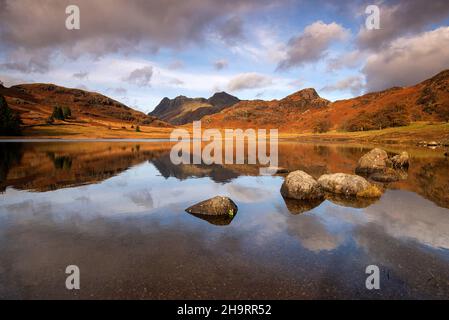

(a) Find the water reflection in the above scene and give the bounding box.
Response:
[0,141,448,299]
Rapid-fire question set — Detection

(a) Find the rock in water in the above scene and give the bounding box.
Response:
[282,198,324,215]
[370,167,400,182]
[318,173,375,197]
[355,148,390,174]
[185,196,238,216]
[391,151,410,169]
[280,170,323,200]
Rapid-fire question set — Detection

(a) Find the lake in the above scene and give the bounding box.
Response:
[0,141,448,299]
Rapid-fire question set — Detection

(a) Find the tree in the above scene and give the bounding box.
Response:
[440,104,449,123]
[342,104,410,132]
[62,106,72,119]
[313,118,332,133]
[52,106,64,120]
[0,95,22,136]
[135,125,141,132]
[46,116,55,124]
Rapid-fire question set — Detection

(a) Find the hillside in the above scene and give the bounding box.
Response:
[201,70,449,133]
[0,83,172,138]
[149,91,239,125]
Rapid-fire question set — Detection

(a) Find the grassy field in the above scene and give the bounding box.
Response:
[1,121,449,146]
[3,122,173,139]
[280,122,449,145]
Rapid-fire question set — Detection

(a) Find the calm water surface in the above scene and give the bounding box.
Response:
[0,141,448,299]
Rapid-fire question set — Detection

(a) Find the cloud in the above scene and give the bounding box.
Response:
[76,84,89,91]
[213,59,228,70]
[217,16,245,44]
[357,0,449,50]
[167,60,184,70]
[0,73,29,87]
[0,0,275,71]
[108,87,127,96]
[277,21,350,70]
[73,71,89,80]
[326,50,365,72]
[321,75,364,95]
[0,48,52,73]
[168,78,184,86]
[123,66,153,87]
[362,27,449,92]
[288,79,304,88]
[227,72,272,91]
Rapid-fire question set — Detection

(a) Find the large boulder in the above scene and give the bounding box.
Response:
[185,196,238,216]
[280,170,323,200]
[318,173,380,197]
[355,148,390,174]
[390,151,409,169]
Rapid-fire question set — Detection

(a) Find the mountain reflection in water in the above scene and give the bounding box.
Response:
[0,141,448,299]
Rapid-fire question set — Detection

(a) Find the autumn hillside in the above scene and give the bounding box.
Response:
[0,83,172,138]
[201,70,449,134]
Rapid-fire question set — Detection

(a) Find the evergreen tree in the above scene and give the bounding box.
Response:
[62,106,72,119]
[0,95,22,136]
[52,106,64,120]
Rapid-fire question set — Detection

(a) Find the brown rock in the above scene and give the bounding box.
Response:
[185,196,238,216]
[280,170,323,200]
[318,173,378,197]
[370,168,400,182]
[355,148,390,174]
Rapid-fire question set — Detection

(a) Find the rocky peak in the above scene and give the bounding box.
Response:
[207,91,240,109]
[280,88,330,109]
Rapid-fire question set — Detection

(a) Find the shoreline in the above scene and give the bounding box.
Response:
[0,122,448,146]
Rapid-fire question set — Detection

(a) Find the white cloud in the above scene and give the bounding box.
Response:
[356,0,449,50]
[362,27,449,91]
[321,76,365,95]
[278,21,350,70]
[227,72,273,91]
[123,66,154,87]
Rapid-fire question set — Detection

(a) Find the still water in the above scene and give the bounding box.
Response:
[0,141,448,299]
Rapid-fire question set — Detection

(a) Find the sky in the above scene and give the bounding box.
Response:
[0,0,449,113]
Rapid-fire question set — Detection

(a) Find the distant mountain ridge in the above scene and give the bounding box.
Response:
[2,69,448,137]
[149,91,240,125]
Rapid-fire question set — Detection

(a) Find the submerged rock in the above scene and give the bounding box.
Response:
[318,173,379,197]
[390,151,410,169]
[282,197,324,215]
[370,167,400,183]
[187,212,236,226]
[427,141,439,147]
[355,148,390,174]
[280,170,324,200]
[185,196,238,216]
[325,193,380,208]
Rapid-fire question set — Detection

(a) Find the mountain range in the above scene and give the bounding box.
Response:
[1,70,448,138]
[200,70,449,132]
[149,91,240,125]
